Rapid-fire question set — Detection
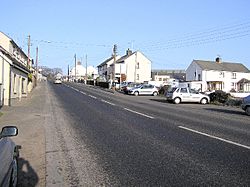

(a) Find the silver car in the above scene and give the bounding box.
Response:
[165,87,210,104]
[128,84,159,96]
[0,126,19,187]
[242,94,250,116]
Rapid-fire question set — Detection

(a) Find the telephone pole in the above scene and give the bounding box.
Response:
[35,46,38,86]
[74,54,77,82]
[112,44,117,90]
[85,54,88,84]
[27,35,31,68]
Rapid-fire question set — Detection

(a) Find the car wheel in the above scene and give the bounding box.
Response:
[134,91,139,96]
[200,98,208,105]
[153,91,158,96]
[174,97,181,104]
[9,157,18,187]
[246,106,250,116]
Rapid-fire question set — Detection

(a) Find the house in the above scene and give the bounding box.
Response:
[186,58,250,92]
[114,49,151,83]
[0,32,31,106]
[70,61,98,81]
[97,55,121,82]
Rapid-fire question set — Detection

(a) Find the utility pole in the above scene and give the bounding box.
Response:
[35,46,38,86]
[68,64,70,82]
[112,44,117,90]
[74,54,77,82]
[85,54,87,84]
[27,35,31,69]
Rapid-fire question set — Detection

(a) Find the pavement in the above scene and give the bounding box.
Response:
[0,82,47,187]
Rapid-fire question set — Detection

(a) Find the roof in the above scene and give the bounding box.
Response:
[238,78,250,83]
[193,60,250,73]
[0,45,30,73]
[116,51,136,63]
[97,56,114,67]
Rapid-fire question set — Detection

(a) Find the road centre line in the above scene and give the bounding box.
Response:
[89,95,97,99]
[124,108,155,119]
[101,99,116,106]
[80,91,87,95]
[178,126,250,150]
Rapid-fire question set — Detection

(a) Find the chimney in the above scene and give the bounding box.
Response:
[215,57,222,64]
[126,48,132,56]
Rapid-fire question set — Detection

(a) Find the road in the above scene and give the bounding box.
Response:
[45,82,250,186]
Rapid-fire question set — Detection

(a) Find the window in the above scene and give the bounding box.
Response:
[180,88,188,93]
[136,62,139,69]
[220,72,225,78]
[198,74,201,81]
[159,78,162,81]
[13,74,17,94]
[136,74,139,80]
[232,73,236,79]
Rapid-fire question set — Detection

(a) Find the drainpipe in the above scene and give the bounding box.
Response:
[8,66,12,106]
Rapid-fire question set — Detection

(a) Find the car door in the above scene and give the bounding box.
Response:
[139,85,147,95]
[179,88,191,102]
[189,89,201,102]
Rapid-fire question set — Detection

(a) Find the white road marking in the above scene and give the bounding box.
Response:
[89,95,97,99]
[124,108,154,119]
[178,126,250,150]
[101,99,115,106]
[80,91,87,95]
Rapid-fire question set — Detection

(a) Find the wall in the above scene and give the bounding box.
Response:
[0,53,11,105]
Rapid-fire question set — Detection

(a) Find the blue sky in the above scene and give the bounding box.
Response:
[1,0,250,74]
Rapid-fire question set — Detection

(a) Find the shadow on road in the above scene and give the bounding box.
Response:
[150,98,169,103]
[204,108,246,115]
[18,157,39,187]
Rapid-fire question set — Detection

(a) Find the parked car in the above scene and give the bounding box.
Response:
[242,94,250,116]
[165,87,210,104]
[0,126,20,187]
[128,84,159,96]
[122,82,141,94]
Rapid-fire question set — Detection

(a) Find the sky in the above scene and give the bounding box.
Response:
[1,0,250,74]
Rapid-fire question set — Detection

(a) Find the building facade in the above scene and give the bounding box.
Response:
[0,32,30,106]
[186,58,250,92]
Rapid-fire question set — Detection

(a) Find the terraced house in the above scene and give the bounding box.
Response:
[0,31,31,106]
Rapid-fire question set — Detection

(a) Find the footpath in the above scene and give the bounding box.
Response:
[0,82,47,187]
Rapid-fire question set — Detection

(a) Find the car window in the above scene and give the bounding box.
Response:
[180,88,188,93]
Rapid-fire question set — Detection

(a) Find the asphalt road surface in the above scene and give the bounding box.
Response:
[45,82,250,186]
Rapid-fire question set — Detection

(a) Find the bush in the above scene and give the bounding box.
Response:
[158,85,171,95]
[209,90,230,104]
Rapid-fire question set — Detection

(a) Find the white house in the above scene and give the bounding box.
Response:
[0,32,31,106]
[109,49,151,83]
[98,49,152,84]
[97,55,121,81]
[70,61,98,81]
[186,58,250,93]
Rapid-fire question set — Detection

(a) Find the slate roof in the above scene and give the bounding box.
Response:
[97,56,114,67]
[116,51,136,63]
[194,60,250,73]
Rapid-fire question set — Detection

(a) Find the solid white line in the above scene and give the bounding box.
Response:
[89,95,97,99]
[178,126,250,150]
[101,99,115,106]
[124,108,154,119]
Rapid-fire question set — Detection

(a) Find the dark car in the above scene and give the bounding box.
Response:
[242,94,250,116]
[0,126,19,187]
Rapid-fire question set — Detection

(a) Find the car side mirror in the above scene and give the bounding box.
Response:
[0,126,18,138]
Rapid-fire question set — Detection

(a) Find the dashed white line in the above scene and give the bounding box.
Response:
[178,126,250,150]
[80,91,87,95]
[101,99,116,106]
[124,108,154,119]
[89,95,97,99]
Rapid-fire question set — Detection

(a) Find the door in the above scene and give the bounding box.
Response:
[179,88,191,102]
